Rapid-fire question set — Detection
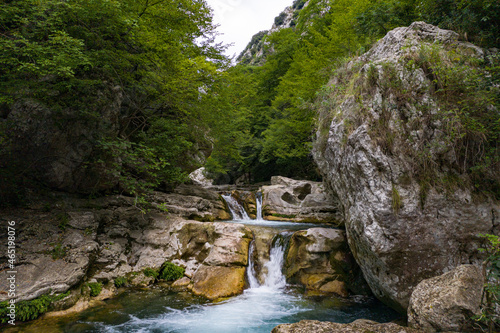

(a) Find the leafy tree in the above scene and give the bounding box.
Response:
[0,0,228,203]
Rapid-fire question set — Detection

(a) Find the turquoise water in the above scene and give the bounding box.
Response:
[9,288,398,333]
[5,219,399,332]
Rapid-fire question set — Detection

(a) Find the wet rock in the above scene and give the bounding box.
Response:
[272,319,423,333]
[312,22,499,312]
[408,265,484,332]
[191,265,246,300]
[171,277,192,291]
[284,228,364,296]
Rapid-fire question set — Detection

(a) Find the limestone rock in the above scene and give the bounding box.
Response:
[285,228,366,296]
[148,190,229,221]
[203,223,252,266]
[171,277,192,291]
[312,22,499,312]
[0,202,252,305]
[408,265,484,332]
[262,176,341,224]
[0,254,92,302]
[67,211,98,230]
[272,319,423,333]
[191,265,246,300]
[188,167,214,187]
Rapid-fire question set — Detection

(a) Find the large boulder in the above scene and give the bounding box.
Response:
[312,22,499,312]
[408,265,484,332]
[272,319,423,333]
[262,176,341,224]
[191,265,247,300]
[284,228,364,297]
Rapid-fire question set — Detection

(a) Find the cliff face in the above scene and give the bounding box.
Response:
[313,22,499,312]
[237,0,308,65]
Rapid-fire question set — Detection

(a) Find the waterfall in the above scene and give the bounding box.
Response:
[247,232,292,290]
[247,241,260,288]
[222,194,250,220]
[256,191,263,221]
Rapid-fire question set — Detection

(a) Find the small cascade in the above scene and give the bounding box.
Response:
[247,232,292,290]
[255,191,263,221]
[222,194,250,220]
[262,232,292,289]
[247,241,260,288]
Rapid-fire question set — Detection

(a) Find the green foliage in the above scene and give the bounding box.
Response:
[57,213,69,231]
[158,262,185,281]
[0,0,228,200]
[87,282,102,297]
[114,276,127,288]
[143,267,159,279]
[411,45,500,196]
[0,292,69,323]
[274,12,287,26]
[293,0,307,10]
[50,243,68,260]
[208,0,373,182]
[476,234,500,331]
[142,262,184,282]
[418,0,500,48]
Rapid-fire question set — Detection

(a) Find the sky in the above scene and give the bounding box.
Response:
[204,0,293,59]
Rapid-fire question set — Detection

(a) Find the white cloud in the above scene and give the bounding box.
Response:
[205,0,293,59]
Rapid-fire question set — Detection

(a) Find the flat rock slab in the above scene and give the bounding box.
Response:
[272,319,423,333]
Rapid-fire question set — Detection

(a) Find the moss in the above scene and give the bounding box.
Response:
[114,276,127,288]
[143,267,159,279]
[159,262,185,281]
[0,291,70,323]
[87,282,102,297]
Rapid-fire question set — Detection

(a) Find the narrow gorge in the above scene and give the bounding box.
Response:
[0,0,498,332]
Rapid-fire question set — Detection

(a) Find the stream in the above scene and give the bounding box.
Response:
[6,195,399,332]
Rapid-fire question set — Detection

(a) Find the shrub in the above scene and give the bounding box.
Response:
[274,12,287,26]
[143,267,159,279]
[0,292,69,323]
[476,234,500,332]
[114,276,127,288]
[158,262,185,281]
[88,282,102,297]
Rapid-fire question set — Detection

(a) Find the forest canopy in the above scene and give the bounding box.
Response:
[205,0,499,184]
[0,0,229,204]
[0,0,498,204]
